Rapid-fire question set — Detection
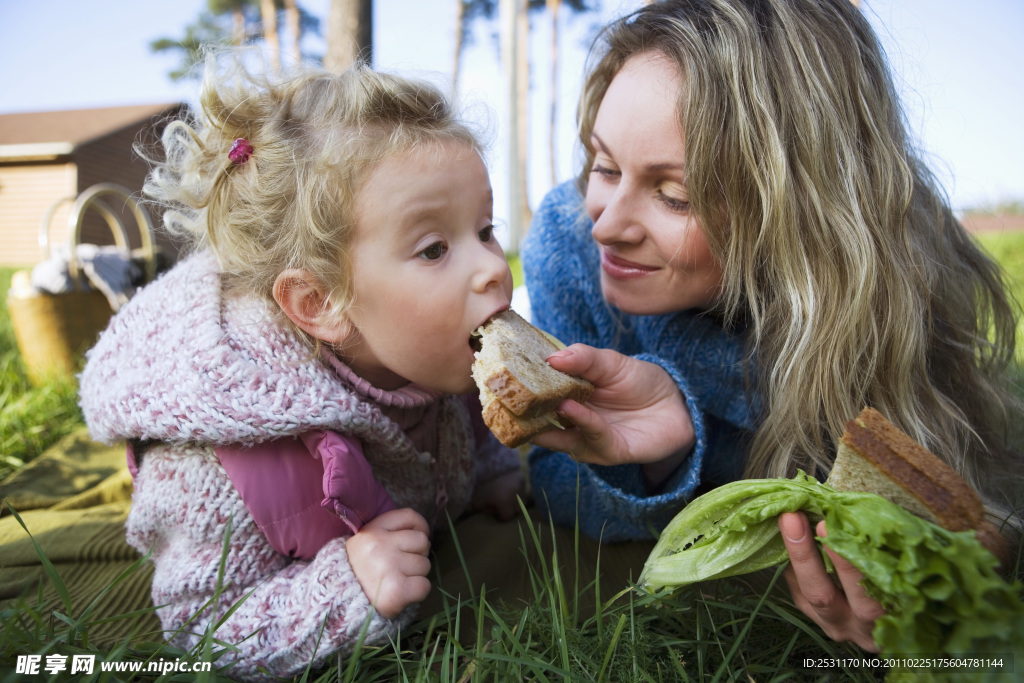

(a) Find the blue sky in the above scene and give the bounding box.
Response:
[1,0,1021,215]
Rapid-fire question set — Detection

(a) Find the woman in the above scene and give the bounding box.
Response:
[524,0,1021,650]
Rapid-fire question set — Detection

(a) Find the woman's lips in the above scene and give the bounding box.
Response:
[601,249,658,279]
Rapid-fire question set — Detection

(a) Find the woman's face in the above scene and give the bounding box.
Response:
[585,52,724,315]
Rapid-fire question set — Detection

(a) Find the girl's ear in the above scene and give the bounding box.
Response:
[273,269,352,345]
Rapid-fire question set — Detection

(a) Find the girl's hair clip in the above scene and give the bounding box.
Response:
[228,138,254,165]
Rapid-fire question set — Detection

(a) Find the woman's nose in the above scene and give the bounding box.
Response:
[590,185,644,246]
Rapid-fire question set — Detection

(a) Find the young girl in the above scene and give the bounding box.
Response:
[79,55,522,680]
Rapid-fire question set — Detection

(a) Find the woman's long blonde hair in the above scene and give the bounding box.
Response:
[143,51,481,323]
[578,0,1021,491]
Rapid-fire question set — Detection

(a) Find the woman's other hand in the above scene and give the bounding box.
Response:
[778,511,885,652]
[532,344,695,485]
[347,507,432,619]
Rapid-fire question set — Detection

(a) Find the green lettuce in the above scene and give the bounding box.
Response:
[640,473,1024,678]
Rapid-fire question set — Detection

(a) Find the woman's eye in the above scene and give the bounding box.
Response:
[418,241,448,261]
[591,164,620,179]
[658,193,690,212]
[479,224,495,242]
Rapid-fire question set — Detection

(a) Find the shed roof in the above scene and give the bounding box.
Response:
[0,103,182,160]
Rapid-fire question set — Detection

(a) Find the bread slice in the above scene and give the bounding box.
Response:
[827,407,983,531]
[827,407,1006,563]
[472,310,594,447]
[479,401,561,449]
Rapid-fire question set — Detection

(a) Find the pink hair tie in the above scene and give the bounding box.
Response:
[228,138,254,165]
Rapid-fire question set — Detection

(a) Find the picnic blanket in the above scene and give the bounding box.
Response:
[0,427,159,646]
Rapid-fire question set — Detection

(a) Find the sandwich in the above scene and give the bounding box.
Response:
[826,407,1007,563]
[641,407,1010,591]
[640,406,1023,662]
[471,309,594,447]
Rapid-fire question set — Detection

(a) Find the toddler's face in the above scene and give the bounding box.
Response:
[338,142,513,394]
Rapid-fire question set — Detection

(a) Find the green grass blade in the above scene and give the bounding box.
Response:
[4,503,73,614]
[596,613,627,682]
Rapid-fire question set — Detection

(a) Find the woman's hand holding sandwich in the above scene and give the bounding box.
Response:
[532,343,695,489]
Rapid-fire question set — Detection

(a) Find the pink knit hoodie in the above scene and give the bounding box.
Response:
[79,251,519,680]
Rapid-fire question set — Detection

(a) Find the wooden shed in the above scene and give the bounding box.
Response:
[0,103,185,267]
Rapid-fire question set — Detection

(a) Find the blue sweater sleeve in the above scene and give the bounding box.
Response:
[522,181,755,541]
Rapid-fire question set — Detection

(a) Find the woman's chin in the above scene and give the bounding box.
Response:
[601,279,663,315]
[601,276,719,315]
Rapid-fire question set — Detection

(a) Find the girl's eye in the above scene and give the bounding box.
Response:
[478,224,495,242]
[418,241,448,261]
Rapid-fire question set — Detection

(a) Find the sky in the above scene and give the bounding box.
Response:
[1,0,1022,222]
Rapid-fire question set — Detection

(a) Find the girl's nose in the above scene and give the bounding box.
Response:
[472,245,512,294]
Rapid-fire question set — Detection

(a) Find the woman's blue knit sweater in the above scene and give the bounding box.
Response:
[523,181,759,541]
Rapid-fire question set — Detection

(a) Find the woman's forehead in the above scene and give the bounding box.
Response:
[595,54,685,156]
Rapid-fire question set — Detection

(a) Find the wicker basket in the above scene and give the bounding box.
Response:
[6,183,156,385]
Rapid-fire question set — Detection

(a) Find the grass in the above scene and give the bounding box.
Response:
[0,499,876,682]
[507,252,524,290]
[976,231,1024,365]
[1,235,1023,680]
[0,267,84,480]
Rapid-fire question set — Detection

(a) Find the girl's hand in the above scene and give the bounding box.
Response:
[532,344,695,483]
[778,512,885,652]
[347,508,432,619]
[472,468,525,521]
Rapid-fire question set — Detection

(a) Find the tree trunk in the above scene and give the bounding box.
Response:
[325,0,373,72]
[260,0,281,72]
[453,0,466,87]
[283,0,302,66]
[547,0,560,188]
[501,0,528,253]
[516,0,532,238]
[231,8,245,44]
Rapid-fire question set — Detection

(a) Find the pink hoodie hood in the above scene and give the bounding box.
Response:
[80,250,437,453]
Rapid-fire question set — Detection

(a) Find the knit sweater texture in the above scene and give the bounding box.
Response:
[522,181,759,541]
[79,250,519,681]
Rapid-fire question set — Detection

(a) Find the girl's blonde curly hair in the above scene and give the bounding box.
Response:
[578,0,1021,500]
[143,52,482,324]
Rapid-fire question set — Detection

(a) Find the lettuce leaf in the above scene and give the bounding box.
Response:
[639,473,1024,679]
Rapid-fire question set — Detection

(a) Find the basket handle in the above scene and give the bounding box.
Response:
[66,183,157,283]
[39,195,75,259]
[41,194,131,260]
